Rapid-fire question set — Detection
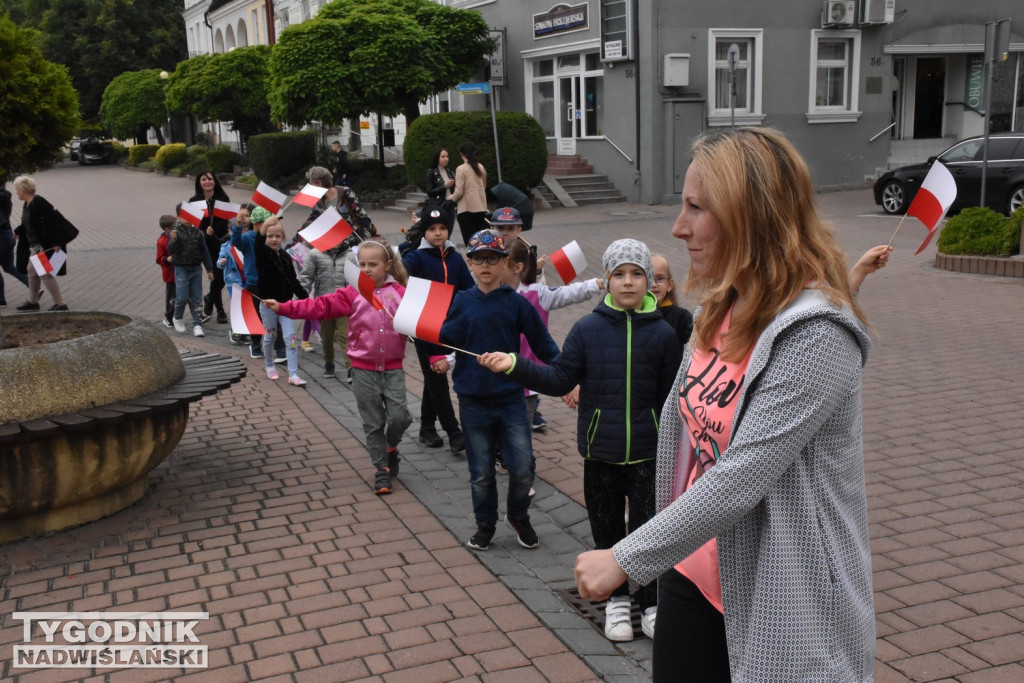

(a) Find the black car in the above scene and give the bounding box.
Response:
[874,133,1024,216]
[78,139,110,166]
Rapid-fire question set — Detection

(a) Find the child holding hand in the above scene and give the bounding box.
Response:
[254,217,308,385]
[266,240,412,495]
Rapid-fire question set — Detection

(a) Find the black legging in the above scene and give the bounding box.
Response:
[456,211,487,247]
[653,570,730,682]
[414,339,460,436]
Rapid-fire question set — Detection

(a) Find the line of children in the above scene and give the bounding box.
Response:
[480,239,682,643]
[267,239,412,495]
[440,229,560,551]
[253,216,309,385]
[155,215,176,327]
[402,208,474,454]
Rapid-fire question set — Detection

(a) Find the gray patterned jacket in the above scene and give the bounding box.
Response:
[613,289,875,682]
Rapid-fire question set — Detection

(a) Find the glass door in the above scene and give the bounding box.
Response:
[557,75,580,155]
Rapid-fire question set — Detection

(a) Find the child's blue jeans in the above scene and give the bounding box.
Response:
[173,265,203,325]
[459,393,535,526]
[259,302,298,375]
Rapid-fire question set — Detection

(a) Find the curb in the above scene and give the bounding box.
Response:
[934,253,1024,278]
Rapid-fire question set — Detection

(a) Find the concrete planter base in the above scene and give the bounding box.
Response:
[934,253,1024,278]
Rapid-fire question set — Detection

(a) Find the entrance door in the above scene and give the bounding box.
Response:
[913,57,946,138]
[557,76,580,155]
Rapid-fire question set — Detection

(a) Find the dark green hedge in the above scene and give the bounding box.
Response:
[128,144,160,166]
[248,131,316,185]
[404,111,548,194]
[937,206,1023,256]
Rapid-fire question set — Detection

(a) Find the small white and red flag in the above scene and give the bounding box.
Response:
[213,200,241,220]
[393,276,454,344]
[251,181,287,215]
[230,289,266,336]
[907,161,957,255]
[344,257,384,311]
[298,206,354,251]
[177,202,205,228]
[292,183,329,208]
[230,245,246,283]
[549,240,588,284]
[29,249,66,277]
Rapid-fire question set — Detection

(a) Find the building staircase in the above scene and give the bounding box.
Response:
[538,154,624,207]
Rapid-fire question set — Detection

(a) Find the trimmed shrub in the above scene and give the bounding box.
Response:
[129,144,160,166]
[205,144,240,174]
[106,141,128,163]
[248,131,316,185]
[156,143,188,172]
[937,206,1023,256]
[404,111,548,194]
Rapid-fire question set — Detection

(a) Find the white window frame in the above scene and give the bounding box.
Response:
[708,28,764,127]
[807,29,862,123]
[523,39,606,141]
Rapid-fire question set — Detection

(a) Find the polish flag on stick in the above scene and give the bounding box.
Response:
[549,240,588,284]
[213,200,241,220]
[344,257,384,311]
[251,181,287,215]
[178,202,205,228]
[887,161,957,255]
[291,183,329,208]
[298,206,355,251]
[30,249,66,277]
[230,245,246,284]
[230,289,266,336]
[393,276,455,346]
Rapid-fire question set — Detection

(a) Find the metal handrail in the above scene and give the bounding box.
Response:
[869,122,896,143]
[603,136,634,164]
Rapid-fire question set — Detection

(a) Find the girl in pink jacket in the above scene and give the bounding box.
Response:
[266,240,412,495]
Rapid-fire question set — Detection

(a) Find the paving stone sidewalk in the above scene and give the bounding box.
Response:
[2,164,1023,682]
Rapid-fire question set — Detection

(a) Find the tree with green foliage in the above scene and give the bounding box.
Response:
[165,46,275,145]
[14,0,188,121]
[0,14,80,180]
[268,0,494,126]
[99,69,168,145]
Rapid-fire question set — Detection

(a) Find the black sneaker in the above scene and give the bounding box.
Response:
[467,524,495,551]
[448,430,466,454]
[49,304,69,311]
[387,448,400,477]
[373,467,392,495]
[15,301,40,311]
[323,362,336,378]
[505,514,539,549]
[216,312,228,324]
[250,347,264,359]
[418,430,443,448]
[199,313,212,324]
[532,411,547,431]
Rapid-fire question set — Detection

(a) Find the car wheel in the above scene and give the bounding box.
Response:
[1009,185,1024,215]
[880,180,907,214]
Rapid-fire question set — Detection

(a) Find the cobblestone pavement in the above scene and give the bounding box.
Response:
[1,162,1023,682]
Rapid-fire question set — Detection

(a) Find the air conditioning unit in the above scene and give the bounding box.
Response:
[822,0,856,28]
[862,0,895,25]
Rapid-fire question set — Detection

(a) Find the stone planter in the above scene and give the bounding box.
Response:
[0,312,244,542]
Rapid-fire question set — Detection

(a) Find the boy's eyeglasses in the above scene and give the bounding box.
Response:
[468,253,503,265]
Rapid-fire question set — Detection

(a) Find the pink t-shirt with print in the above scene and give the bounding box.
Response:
[673,308,752,613]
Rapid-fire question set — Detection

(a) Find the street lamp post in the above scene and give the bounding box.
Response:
[159,70,172,143]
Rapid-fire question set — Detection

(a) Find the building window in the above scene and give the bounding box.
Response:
[807,29,861,123]
[251,10,260,44]
[526,51,604,140]
[708,29,764,126]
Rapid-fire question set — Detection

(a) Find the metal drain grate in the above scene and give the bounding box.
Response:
[555,586,644,638]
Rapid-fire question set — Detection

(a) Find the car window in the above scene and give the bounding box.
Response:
[939,140,983,163]
[987,138,1024,161]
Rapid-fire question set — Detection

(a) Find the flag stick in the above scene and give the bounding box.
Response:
[886,214,909,248]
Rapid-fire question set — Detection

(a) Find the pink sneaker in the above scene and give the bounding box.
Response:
[265,366,280,381]
[288,375,307,387]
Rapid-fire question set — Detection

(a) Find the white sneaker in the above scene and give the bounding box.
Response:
[172,318,186,333]
[604,597,633,642]
[641,606,656,639]
[193,325,204,337]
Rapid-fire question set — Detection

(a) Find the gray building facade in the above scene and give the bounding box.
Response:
[455,0,1024,203]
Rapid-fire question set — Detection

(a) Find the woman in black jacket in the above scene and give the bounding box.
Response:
[424,147,456,228]
[12,176,71,311]
[190,171,231,323]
